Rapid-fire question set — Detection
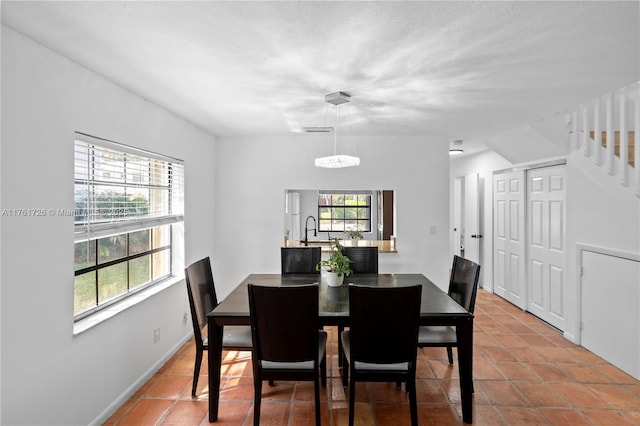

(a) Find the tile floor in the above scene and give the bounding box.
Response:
[105,289,639,425]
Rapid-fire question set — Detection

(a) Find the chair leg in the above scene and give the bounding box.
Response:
[447,346,454,364]
[314,376,321,426]
[253,376,263,426]
[348,377,356,426]
[320,355,327,387]
[268,380,274,386]
[338,325,344,366]
[342,357,349,388]
[191,348,203,397]
[407,376,418,426]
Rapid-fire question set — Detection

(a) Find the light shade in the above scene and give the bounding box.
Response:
[314,154,360,168]
[449,149,464,155]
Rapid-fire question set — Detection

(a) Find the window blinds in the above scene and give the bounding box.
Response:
[74,133,184,242]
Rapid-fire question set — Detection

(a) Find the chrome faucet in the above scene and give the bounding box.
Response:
[303,215,317,246]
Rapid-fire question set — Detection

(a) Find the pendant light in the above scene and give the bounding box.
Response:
[314,91,360,168]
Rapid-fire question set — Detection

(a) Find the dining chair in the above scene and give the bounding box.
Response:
[341,284,422,426]
[341,246,378,274]
[418,255,480,366]
[281,247,321,274]
[184,257,252,397]
[248,284,327,426]
[338,246,379,366]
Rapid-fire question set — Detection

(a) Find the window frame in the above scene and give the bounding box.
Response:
[73,133,184,320]
[317,191,372,233]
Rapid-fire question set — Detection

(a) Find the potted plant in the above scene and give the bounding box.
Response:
[316,238,353,287]
[346,230,363,240]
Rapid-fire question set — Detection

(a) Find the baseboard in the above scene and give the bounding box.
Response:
[89,332,193,425]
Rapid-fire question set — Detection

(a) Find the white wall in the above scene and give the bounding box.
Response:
[213,134,451,298]
[564,150,640,342]
[1,26,217,425]
[483,124,567,165]
[449,150,512,291]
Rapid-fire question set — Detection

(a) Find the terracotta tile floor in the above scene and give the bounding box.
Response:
[105,289,639,425]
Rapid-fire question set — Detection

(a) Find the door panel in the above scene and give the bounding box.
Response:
[496,200,505,238]
[495,249,506,294]
[550,201,564,250]
[493,171,526,309]
[549,265,563,317]
[531,200,543,246]
[530,260,544,308]
[509,253,522,298]
[527,165,566,329]
[509,200,521,241]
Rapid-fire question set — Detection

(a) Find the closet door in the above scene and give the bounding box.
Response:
[493,171,526,309]
[527,165,566,329]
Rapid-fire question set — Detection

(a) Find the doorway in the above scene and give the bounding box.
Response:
[452,173,480,264]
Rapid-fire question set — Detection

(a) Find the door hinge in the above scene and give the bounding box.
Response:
[579,321,584,331]
[580,266,584,277]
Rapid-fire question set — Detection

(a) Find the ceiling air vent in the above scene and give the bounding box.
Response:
[303,127,334,133]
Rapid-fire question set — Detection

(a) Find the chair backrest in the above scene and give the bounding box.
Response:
[348,284,422,364]
[448,255,481,313]
[342,246,378,274]
[185,257,218,340]
[248,284,320,363]
[281,247,321,275]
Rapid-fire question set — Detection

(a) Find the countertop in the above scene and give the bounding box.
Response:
[284,238,397,253]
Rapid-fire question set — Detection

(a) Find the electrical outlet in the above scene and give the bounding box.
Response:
[154,327,160,343]
[183,313,188,324]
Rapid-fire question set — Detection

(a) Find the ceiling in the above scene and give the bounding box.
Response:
[2,1,638,155]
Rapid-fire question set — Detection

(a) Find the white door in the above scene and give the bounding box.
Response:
[463,173,480,264]
[527,165,566,329]
[452,177,463,257]
[493,171,526,309]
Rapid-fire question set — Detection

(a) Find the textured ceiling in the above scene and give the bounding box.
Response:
[2,1,639,152]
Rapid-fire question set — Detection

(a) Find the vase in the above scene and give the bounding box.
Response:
[326,271,344,287]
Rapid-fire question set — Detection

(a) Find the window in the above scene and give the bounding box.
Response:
[73,133,184,319]
[317,192,372,232]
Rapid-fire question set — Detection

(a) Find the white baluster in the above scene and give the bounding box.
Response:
[572,110,579,150]
[582,103,590,157]
[569,109,578,150]
[593,98,601,166]
[635,90,640,198]
[565,113,573,150]
[620,92,628,186]
[606,94,615,176]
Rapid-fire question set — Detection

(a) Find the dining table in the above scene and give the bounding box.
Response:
[207,273,474,423]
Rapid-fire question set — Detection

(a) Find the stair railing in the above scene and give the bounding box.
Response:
[569,81,639,198]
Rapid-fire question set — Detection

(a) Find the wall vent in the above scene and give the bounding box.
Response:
[303,127,334,133]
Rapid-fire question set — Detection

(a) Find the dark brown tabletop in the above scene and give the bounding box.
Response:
[207,273,474,423]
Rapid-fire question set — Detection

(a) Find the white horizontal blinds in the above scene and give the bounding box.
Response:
[74,134,184,242]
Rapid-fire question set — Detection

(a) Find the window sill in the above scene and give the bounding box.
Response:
[73,275,184,336]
